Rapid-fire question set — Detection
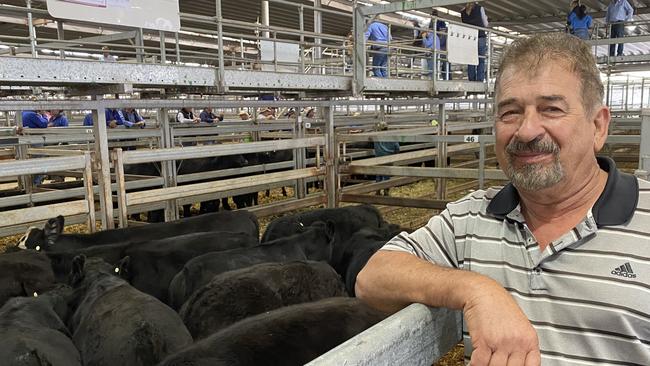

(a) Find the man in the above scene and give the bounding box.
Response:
[606,0,633,56]
[122,108,146,128]
[356,33,649,365]
[101,46,117,62]
[22,110,50,128]
[48,110,69,127]
[461,2,489,82]
[257,108,276,121]
[364,19,390,78]
[373,121,399,195]
[199,107,224,123]
[238,110,250,120]
[420,29,440,79]
[176,107,200,124]
[82,109,128,128]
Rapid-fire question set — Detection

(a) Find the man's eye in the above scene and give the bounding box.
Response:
[499,111,518,119]
[543,107,563,113]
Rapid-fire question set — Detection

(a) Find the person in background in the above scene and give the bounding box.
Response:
[373,121,399,195]
[177,107,200,124]
[364,19,391,78]
[82,109,127,128]
[461,2,489,82]
[257,107,276,121]
[101,46,117,62]
[433,10,451,80]
[48,110,69,127]
[421,29,441,79]
[284,108,297,119]
[606,0,634,56]
[304,108,316,119]
[238,110,250,120]
[199,107,224,123]
[122,108,146,128]
[22,110,50,128]
[566,0,581,33]
[569,5,593,40]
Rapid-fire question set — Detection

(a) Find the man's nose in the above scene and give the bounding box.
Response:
[515,108,546,143]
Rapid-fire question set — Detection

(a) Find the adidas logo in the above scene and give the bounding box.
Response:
[611,262,637,278]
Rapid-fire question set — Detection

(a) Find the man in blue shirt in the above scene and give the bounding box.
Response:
[122,108,146,128]
[48,110,69,127]
[421,30,441,79]
[606,0,634,56]
[83,109,128,128]
[22,110,50,128]
[199,107,224,123]
[364,20,391,78]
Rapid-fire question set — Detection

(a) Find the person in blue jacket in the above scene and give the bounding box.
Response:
[48,110,69,127]
[569,5,593,40]
[83,109,130,128]
[122,108,146,128]
[22,110,50,128]
[365,20,391,78]
[421,30,441,79]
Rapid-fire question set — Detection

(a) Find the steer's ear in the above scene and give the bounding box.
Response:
[44,216,64,245]
[70,255,86,286]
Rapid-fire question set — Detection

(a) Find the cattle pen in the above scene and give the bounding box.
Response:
[2,0,650,363]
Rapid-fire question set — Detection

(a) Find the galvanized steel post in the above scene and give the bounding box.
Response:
[159,31,167,63]
[92,95,115,229]
[26,0,37,58]
[436,103,447,199]
[216,0,226,92]
[324,104,338,208]
[159,108,179,221]
[641,110,650,174]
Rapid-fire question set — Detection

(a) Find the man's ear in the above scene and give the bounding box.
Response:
[592,106,610,153]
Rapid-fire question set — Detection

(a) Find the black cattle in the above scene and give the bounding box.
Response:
[45,230,258,302]
[0,285,81,366]
[261,204,386,243]
[330,225,403,296]
[0,249,56,307]
[118,231,258,303]
[124,155,248,220]
[69,256,193,366]
[168,221,336,310]
[230,150,294,209]
[159,297,387,366]
[18,210,259,252]
[179,261,346,339]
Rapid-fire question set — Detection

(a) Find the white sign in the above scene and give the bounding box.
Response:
[260,40,300,73]
[447,24,478,66]
[463,135,479,143]
[46,0,180,32]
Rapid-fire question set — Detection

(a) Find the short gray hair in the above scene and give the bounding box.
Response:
[495,33,604,113]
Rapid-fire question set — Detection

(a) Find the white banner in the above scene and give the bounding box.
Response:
[447,24,478,66]
[47,0,180,32]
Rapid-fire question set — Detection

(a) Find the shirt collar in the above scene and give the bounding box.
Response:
[486,157,638,227]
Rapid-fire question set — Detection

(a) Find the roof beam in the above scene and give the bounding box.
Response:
[359,0,481,16]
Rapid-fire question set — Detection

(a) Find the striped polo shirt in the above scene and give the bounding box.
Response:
[382,157,650,365]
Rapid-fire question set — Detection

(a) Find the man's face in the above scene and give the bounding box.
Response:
[207,108,212,113]
[494,63,607,192]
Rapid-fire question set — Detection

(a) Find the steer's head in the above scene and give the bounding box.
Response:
[17,216,64,252]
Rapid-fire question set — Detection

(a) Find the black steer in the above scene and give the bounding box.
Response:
[18,210,259,252]
[179,261,346,339]
[0,249,56,307]
[118,231,258,303]
[261,204,386,243]
[159,297,387,366]
[168,221,335,310]
[69,256,193,366]
[331,225,403,296]
[0,285,81,366]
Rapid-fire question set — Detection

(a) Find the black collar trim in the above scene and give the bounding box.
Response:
[486,157,638,227]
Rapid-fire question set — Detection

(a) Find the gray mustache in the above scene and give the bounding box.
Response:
[506,139,559,155]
